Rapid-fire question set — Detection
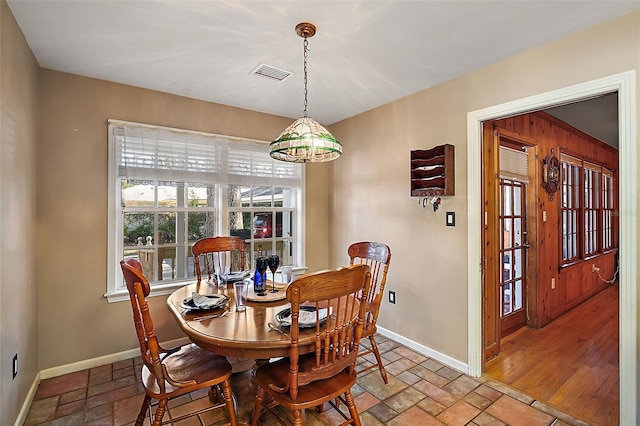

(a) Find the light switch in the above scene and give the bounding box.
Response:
[446,211,455,226]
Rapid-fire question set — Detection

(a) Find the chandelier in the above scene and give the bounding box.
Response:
[269,22,342,163]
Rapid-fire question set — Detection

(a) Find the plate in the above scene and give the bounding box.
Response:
[180,294,229,311]
[275,306,329,328]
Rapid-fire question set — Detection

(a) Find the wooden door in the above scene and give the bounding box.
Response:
[483,124,539,362]
[499,179,528,336]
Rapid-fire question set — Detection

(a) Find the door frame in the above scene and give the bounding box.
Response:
[466,71,637,424]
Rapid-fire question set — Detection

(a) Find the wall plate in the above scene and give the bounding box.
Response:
[446,211,455,226]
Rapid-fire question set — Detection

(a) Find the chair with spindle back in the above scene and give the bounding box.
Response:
[192,236,254,373]
[348,241,392,383]
[250,264,371,426]
[120,259,237,426]
[192,236,247,284]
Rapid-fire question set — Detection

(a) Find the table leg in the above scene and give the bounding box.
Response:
[250,359,270,389]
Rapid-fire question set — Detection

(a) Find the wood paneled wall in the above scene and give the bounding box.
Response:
[491,112,618,327]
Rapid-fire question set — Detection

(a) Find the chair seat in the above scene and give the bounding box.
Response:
[141,343,232,398]
[255,358,357,410]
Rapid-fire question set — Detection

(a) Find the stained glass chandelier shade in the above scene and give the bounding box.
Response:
[269,22,342,163]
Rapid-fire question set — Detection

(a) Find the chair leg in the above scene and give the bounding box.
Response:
[136,394,151,426]
[152,398,168,426]
[250,386,265,426]
[344,390,361,426]
[369,335,388,384]
[221,379,238,426]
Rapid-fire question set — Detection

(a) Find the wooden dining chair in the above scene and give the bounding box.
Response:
[192,236,247,284]
[348,241,392,384]
[120,259,238,426]
[250,264,371,426]
[192,236,255,373]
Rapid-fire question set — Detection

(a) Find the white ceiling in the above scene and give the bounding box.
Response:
[7,1,638,138]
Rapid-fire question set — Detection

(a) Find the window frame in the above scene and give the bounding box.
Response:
[106,120,305,302]
[560,152,616,267]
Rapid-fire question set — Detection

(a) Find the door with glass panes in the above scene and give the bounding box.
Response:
[499,178,527,336]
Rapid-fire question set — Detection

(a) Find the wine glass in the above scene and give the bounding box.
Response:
[267,254,280,293]
[255,256,268,296]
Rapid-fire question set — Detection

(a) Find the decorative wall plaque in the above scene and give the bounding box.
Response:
[541,148,560,201]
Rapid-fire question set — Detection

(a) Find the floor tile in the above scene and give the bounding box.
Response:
[412,380,458,407]
[436,400,481,425]
[34,370,88,400]
[387,405,445,426]
[354,391,381,412]
[393,346,428,364]
[443,375,482,399]
[384,386,426,413]
[485,395,555,426]
[471,411,509,425]
[417,396,447,417]
[409,365,451,387]
[366,402,399,423]
[384,357,418,376]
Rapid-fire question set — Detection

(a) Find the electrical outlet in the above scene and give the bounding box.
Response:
[12,354,18,379]
[388,290,396,304]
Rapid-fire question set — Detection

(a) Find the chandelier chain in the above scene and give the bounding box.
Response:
[303,37,309,117]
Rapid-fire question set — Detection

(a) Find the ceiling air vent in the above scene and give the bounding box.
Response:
[251,63,293,83]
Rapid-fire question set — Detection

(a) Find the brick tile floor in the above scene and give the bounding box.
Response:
[24,335,590,425]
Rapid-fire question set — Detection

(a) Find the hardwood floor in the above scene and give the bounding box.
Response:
[485,283,619,426]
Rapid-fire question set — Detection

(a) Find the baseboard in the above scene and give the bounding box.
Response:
[39,337,189,379]
[376,326,469,374]
[14,371,41,426]
[17,337,190,425]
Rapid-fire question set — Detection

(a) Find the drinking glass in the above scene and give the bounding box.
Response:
[281,265,293,285]
[214,252,230,288]
[233,281,249,312]
[267,254,279,293]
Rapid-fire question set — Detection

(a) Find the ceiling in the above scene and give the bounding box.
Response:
[7,1,636,145]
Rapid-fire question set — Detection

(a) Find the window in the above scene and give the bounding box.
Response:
[602,169,614,251]
[107,120,304,302]
[561,156,580,262]
[560,153,615,266]
[583,163,600,256]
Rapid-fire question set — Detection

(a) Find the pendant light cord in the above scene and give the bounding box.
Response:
[303,37,309,118]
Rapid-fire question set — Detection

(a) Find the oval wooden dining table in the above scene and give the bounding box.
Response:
[167,281,322,360]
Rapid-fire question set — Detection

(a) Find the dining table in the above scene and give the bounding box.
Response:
[167,280,349,361]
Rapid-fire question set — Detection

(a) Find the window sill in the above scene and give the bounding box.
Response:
[104,280,194,303]
[559,250,619,272]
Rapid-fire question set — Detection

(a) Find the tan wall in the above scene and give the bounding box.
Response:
[0,0,40,423]
[329,11,640,363]
[36,70,331,369]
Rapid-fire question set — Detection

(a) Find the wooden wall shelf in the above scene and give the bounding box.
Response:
[410,144,455,196]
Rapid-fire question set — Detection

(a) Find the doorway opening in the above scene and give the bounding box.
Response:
[466,71,637,424]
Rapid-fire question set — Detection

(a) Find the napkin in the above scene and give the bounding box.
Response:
[191,292,226,309]
[278,307,329,327]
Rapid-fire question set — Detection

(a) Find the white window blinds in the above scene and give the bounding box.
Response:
[110,120,302,184]
[499,146,529,183]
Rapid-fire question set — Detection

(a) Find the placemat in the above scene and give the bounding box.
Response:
[246,286,287,302]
